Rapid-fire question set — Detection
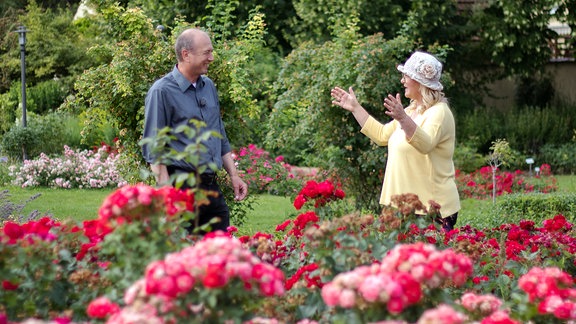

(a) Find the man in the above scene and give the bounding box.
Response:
[142,28,248,233]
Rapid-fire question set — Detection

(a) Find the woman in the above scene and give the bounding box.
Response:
[331,51,460,231]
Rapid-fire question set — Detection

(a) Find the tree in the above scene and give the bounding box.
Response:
[487,139,513,204]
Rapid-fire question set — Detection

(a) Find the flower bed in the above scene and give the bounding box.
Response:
[456,164,557,200]
[1,174,575,323]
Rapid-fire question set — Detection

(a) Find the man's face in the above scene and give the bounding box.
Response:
[184,34,214,77]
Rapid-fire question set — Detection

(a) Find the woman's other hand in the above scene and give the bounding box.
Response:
[383,93,408,122]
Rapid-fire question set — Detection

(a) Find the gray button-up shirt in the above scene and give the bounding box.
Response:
[142,65,231,173]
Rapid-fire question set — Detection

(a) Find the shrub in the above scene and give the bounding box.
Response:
[266,30,428,212]
[8,145,126,189]
[493,192,576,224]
[454,142,485,173]
[0,111,85,161]
[0,217,106,321]
[2,181,576,323]
[25,79,70,116]
[0,124,40,161]
[0,85,19,135]
[231,144,309,197]
[0,158,11,187]
[457,103,576,157]
[539,142,576,174]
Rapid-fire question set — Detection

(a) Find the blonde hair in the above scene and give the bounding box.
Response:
[407,84,448,114]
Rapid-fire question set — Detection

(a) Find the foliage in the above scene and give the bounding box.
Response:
[287,0,406,49]
[139,119,253,230]
[92,184,195,302]
[8,144,126,189]
[230,144,312,197]
[240,189,576,323]
[0,124,38,161]
[0,83,21,135]
[487,139,514,203]
[200,2,269,148]
[18,78,71,116]
[471,0,563,78]
[494,192,576,224]
[0,0,102,93]
[0,78,74,140]
[488,139,513,168]
[217,143,317,227]
[0,158,14,187]
[453,141,486,173]
[0,183,198,321]
[218,176,257,228]
[1,111,89,162]
[395,0,576,110]
[62,2,173,162]
[456,102,576,160]
[539,142,576,174]
[94,232,285,323]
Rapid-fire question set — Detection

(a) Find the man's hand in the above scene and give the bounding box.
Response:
[151,164,170,186]
[230,175,248,201]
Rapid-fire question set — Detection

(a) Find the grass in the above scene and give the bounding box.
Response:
[3,187,114,222]
[3,174,575,234]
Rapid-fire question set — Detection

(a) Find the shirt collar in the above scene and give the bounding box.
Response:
[172,65,204,92]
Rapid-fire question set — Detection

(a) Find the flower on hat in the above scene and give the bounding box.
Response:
[418,62,437,80]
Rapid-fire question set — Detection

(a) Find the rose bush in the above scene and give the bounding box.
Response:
[8,144,127,189]
[1,164,575,323]
[455,164,557,200]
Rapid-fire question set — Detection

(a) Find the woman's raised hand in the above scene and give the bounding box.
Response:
[331,86,358,112]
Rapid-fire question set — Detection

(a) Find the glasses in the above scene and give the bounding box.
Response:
[187,49,213,57]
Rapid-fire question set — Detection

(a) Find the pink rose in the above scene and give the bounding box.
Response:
[86,296,120,319]
[339,288,356,308]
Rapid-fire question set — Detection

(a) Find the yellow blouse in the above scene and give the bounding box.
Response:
[360,102,460,217]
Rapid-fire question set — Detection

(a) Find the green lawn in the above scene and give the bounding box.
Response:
[3,174,575,234]
[2,187,113,222]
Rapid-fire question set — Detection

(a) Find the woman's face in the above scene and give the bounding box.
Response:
[401,74,422,101]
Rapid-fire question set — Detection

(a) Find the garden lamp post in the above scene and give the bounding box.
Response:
[16,25,29,160]
[526,157,534,177]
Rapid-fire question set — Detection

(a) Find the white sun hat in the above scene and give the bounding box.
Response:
[397,51,443,91]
